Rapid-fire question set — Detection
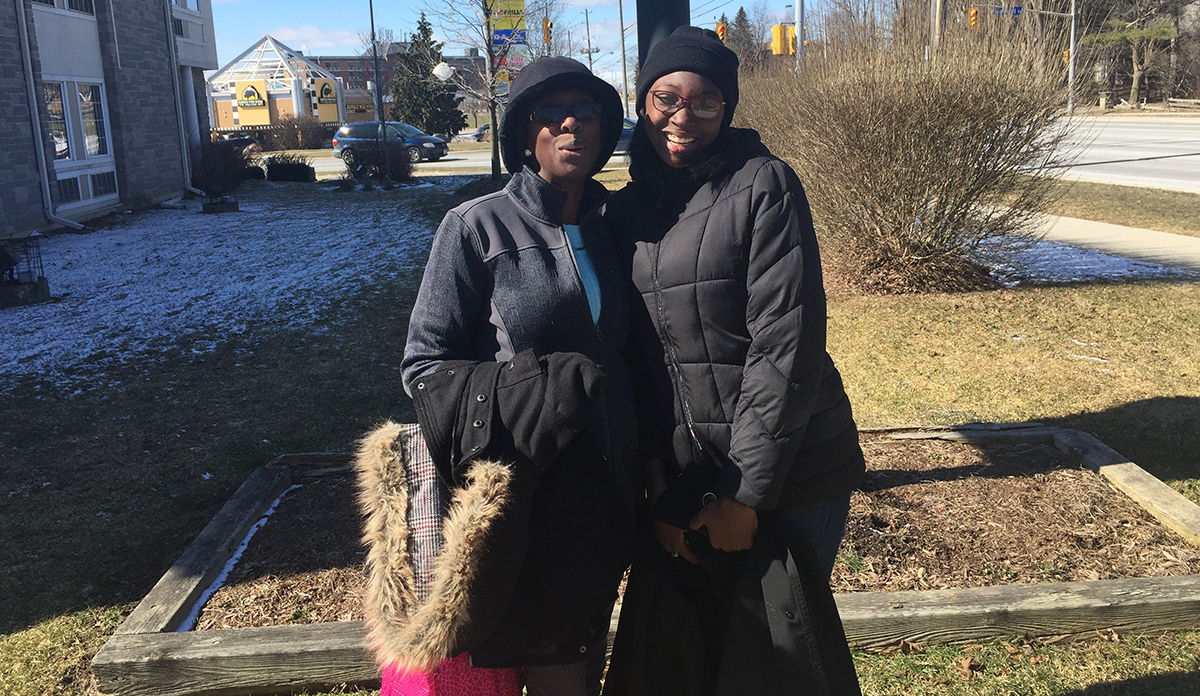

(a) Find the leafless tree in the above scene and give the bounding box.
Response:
[422,0,570,179]
[749,0,778,43]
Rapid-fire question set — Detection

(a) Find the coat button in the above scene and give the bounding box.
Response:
[473,420,484,428]
[579,645,587,654]
[785,611,795,620]
[476,394,487,402]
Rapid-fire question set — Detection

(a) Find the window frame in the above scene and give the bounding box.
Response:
[43,81,73,162]
[77,82,110,158]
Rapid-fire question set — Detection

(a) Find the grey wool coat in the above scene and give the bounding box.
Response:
[395,166,639,668]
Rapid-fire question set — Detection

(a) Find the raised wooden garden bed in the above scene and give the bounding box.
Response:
[92,427,1200,696]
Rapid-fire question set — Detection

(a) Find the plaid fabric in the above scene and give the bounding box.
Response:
[397,423,448,602]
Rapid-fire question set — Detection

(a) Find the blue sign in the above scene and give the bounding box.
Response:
[993,5,1022,14]
[492,29,527,46]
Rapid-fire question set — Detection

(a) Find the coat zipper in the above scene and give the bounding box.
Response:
[650,242,705,458]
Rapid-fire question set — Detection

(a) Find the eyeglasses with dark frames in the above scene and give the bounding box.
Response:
[529,102,603,127]
[649,91,725,119]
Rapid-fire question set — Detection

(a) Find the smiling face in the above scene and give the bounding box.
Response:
[526,87,602,189]
[643,71,725,169]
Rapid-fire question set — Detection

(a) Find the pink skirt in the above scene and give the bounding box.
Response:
[380,653,522,696]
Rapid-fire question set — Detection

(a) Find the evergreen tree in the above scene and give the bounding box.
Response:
[389,14,467,137]
[727,6,768,71]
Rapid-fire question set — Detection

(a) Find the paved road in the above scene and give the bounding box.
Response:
[313,148,630,179]
[309,150,495,179]
[1058,116,1200,193]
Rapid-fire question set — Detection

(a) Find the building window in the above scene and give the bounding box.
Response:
[43,83,70,160]
[91,171,117,197]
[79,84,108,157]
[30,0,54,6]
[173,17,185,37]
[57,177,81,203]
[173,0,190,8]
[66,0,94,14]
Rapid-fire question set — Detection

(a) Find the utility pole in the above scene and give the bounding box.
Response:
[1067,0,1077,115]
[795,0,804,66]
[368,0,392,180]
[618,0,630,117]
[583,9,597,71]
[932,0,944,52]
[483,0,501,180]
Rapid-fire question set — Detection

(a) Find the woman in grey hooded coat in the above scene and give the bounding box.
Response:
[391,58,637,696]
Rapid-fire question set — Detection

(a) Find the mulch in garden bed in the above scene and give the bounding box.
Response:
[194,437,1200,631]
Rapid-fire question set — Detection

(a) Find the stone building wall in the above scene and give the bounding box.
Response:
[1,0,51,237]
[94,0,187,208]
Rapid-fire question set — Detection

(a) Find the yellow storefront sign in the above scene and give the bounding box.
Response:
[314,79,339,123]
[234,80,270,126]
[491,0,525,31]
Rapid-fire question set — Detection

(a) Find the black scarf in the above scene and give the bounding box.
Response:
[627,125,770,211]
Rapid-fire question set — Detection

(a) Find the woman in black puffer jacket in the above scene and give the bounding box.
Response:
[603,26,865,695]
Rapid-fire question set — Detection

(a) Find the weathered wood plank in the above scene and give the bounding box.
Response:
[888,426,1059,445]
[94,576,1200,696]
[93,622,379,696]
[115,466,293,636]
[1053,429,1200,547]
[836,575,1200,649]
[860,422,1044,433]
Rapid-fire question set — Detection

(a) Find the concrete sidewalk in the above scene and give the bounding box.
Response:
[1039,216,1200,274]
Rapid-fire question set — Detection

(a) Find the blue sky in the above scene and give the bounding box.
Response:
[211,0,787,87]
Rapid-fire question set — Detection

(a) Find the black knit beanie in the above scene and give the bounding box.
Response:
[636,26,740,128]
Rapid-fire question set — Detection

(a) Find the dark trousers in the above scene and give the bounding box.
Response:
[774,491,852,579]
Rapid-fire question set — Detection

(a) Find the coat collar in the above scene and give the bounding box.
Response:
[506,165,610,227]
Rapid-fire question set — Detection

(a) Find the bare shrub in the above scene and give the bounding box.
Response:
[273,114,330,151]
[739,1,1077,292]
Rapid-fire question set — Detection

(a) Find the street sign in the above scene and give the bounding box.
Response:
[493,29,527,45]
[993,5,1022,15]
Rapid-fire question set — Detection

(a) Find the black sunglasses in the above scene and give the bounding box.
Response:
[529,102,603,126]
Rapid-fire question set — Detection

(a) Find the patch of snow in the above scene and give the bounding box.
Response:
[175,483,302,632]
[0,184,435,392]
[986,238,1197,286]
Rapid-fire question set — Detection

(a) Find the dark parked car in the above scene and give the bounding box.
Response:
[220,132,259,153]
[613,118,636,156]
[465,123,491,141]
[332,122,449,170]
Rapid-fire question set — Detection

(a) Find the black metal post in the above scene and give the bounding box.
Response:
[636,0,688,67]
[369,0,393,180]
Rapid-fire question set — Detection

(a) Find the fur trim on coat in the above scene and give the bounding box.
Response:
[356,420,512,672]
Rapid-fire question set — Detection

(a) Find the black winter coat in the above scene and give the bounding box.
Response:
[410,351,634,668]
[604,518,862,696]
[607,128,864,515]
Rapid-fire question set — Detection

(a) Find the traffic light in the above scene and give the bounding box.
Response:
[1062,49,1070,64]
[771,24,797,56]
[542,16,552,45]
[968,6,980,29]
[716,22,727,43]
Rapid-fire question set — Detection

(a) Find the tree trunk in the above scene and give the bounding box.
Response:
[1129,42,1142,104]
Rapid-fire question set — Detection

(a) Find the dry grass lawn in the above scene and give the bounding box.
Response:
[1048,180,1200,238]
